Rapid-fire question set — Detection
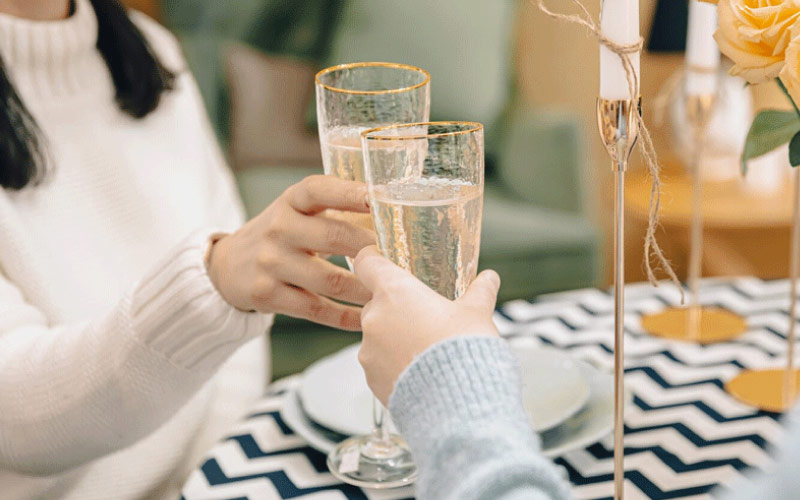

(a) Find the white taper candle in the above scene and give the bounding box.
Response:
[686,0,721,96]
[600,0,640,100]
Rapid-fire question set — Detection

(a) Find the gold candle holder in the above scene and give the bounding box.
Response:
[725,167,800,412]
[641,90,747,343]
[597,97,640,500]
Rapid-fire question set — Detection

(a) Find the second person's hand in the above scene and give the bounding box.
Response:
[353,245,501,404]
[207,175,375,330]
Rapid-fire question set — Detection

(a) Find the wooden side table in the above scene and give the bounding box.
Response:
[624,163,794,282]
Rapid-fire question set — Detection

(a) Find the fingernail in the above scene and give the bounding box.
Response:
[364,193,371,208]
[487,270,501,288]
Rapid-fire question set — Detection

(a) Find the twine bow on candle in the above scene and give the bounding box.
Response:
[534,0,683,295]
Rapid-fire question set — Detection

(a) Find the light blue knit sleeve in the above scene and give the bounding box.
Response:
[715,405,800,500]
[388,336,572,500]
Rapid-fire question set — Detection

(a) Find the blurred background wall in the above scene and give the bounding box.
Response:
[120,0,796,376]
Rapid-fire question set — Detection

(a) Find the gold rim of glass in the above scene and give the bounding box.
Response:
[362,121,484,141]
[314,62,431,95]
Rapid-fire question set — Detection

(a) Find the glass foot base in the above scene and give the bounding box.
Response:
[327,434,417,489]
[640,306,747,344]
[725,369,800,413]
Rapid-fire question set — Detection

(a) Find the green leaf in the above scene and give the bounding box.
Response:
[742,110,800,174]
[790,132,800,167]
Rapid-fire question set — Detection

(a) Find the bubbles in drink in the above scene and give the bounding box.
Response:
[371,177,482,300]
[321,129,366,182]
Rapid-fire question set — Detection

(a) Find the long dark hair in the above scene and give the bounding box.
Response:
[0,0,175,190]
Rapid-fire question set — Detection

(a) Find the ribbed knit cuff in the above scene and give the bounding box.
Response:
[129,230,272,371]
[389,336,535,452]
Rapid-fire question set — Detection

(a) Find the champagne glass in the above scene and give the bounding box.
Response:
[359,122,484,476]
[315,62,430,488]
[316,62,431,266]
[361,122,484,300]
[352,122,484,487]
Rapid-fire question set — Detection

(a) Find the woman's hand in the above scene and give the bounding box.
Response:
[207,175,375,330]
[353,245,501,404]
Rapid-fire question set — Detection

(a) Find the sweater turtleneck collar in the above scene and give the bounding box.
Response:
[0,0,103,99]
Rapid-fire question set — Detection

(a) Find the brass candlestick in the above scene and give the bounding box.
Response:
[641,89,747,343]
[725,167,800,412]
[597,97,640,500]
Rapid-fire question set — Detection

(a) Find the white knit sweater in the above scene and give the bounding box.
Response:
[0,2,273,499]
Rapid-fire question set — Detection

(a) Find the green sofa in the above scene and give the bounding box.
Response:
[161,0,601,377]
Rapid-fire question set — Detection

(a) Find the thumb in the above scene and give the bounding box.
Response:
[353,245,405,292]
[458,270,501,311]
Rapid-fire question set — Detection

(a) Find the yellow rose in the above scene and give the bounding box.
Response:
[780,23,800,104]
[714,0,800,84]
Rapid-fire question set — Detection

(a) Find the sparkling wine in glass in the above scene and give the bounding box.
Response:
[371,178,482,299]
[315,62,430,488]
[320,129,374,245]
[363,122,484,300]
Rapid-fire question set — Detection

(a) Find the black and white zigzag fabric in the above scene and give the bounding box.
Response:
[181,277,799,500]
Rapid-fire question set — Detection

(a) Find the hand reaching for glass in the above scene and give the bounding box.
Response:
[206,175,375,330]
[353,245,501,405]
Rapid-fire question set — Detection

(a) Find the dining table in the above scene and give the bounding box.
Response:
[180,277,798,500]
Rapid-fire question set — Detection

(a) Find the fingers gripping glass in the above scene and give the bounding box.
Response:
[315,62,430,488]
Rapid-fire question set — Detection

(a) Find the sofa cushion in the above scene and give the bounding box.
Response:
[225,43,322,171]
[480,188,599,300]
[497,108,589,215]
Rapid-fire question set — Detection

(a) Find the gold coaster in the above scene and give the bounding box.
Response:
[641,307,747,344]
[725,369,800,413]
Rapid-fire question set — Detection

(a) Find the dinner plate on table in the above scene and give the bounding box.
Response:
[298,343,387,437]
[284,340,628,458]
[538,359,630,457]
[281,355,627,458]
[298,341,590,436]
[511,340,591,432]
[280,389,340,455]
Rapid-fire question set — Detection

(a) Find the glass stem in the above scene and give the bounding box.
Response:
[344,259,392,448]
[372,396,389,443]
[344,257,394,451]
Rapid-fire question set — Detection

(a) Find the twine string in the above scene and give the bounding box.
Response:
[534,0,682,294]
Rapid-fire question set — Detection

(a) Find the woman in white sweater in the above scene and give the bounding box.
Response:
[0,1,373,499]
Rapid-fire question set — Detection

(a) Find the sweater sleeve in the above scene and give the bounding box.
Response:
[716,406,800,500]
[388,336,572,500]
[0,230,271,476]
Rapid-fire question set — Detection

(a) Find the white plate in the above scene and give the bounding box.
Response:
[512,340,591,432]
[298,344,374,436]
[298,339,590,436]
[282,356,627,459]
[299,341,590,435]
[538,360,631,458]
[280,389,338,454]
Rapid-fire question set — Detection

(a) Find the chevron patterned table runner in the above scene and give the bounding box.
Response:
[181,277,798,500]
